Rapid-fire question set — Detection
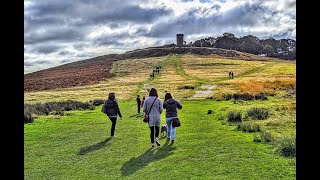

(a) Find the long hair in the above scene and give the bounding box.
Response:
[149,88,158,97]
[108,92,116,99]
[164,92,173,101]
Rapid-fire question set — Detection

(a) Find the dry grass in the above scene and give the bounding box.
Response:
[24,57,167,104]
[141,56,198,100]
[181,55,269,82]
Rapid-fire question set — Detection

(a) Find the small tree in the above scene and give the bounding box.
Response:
[262,45,275,56]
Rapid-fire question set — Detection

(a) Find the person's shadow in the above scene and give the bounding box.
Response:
[129,113,144,118]
[120,140,176,176]
[78,137,112,155]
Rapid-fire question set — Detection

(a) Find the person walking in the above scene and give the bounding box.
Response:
[104,92,122,138]
[141,96,146,109]
[136,95,141,113]
[163,92,182,144]
[143,88,163,147]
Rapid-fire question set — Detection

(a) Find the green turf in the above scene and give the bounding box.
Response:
[25,99,295,179]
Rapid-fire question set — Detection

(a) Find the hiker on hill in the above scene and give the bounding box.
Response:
[231,72,234,79]
[143,88,163,148]
[163,92,182,144]
[104,92,122,138]
[141,96,146,108]
[136,95,141,113]
[229,71,232,78]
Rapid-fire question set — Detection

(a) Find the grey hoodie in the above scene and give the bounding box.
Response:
[163,98,182,118]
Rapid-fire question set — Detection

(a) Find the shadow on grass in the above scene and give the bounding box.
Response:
[121,140,176,176]
[78,137,112,155]
[129,113,144,118]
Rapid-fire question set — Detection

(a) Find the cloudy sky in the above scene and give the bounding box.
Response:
[24,0,296,74]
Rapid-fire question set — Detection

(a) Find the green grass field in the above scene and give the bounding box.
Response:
[25,54,296,179]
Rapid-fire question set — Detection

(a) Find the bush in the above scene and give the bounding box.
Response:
[233,93,255,101]
[227,111,242,123]
[276,137,296,157]
[24,100,94,116]
[178,85,195,90]
[24,112,34,123]
[260,130,274,143]
[50,111,64,116]
[92,99,105,106]
[247,107,270,120]
[237,121,261,132]
[253,130,274,143]
[223,94,233,100]
[255,93,268,100]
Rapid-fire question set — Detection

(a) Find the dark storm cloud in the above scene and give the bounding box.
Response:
[25,60,50,67]
[92,33,132,46]
[148,2,266,37]
[24,27,85,44]
[30,44,63,54]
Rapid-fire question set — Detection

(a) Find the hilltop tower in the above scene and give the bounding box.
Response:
[176,34,184,46]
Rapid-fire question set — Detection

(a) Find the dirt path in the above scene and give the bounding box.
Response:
[191,84,216,99]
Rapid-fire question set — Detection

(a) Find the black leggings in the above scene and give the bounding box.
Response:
[149,126,160,143]
[109,117,117,136]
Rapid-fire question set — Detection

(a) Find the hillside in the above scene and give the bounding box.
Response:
[24,47,275,92]
[25,54,296,179]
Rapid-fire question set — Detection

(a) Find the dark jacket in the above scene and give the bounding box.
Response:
[136,97,141,105]
[104,98,122,118]
[163,98,182,118]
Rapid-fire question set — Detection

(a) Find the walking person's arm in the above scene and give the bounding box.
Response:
[176,100,182,109]
[158,99,163,114]
[115,101,122,119]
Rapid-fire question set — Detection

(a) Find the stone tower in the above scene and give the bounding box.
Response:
[176,34,184,46]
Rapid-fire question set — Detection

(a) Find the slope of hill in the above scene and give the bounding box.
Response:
[24,47,275,92]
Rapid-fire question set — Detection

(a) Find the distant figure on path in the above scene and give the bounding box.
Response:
[229,71,232,79]
[136,95,141,113]
[141,96,146,109]
[163,92,182,144]
[104,92,122,138]
[143,88,163,148]
[231,72,234,79]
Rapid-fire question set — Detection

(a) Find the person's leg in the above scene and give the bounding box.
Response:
[166,118,171,140]
[150,126,155,144]
[155,125,160,146]
[138,104,140,113]
[110,117,117,137]
[155,126,160,138]
[171,124,176,141]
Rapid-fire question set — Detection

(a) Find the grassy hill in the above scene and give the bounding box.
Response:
[24,53,296,179]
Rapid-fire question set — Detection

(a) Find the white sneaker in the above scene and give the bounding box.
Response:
[111,135,116,138]
[155,138,160,146]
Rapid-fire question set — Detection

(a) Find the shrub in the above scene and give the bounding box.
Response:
[178,85,195,90]
[260,130,274,143]
[233,93,254,101]
[24,100,93,116]
[253,130,274,143]
[276,137,296,157]
[247,107,270,120]
[255,93,268,100]
[24,112,34,123]
[223,94,233,100]
[227,111,242,123]
[50,111,64,116]
[237,121,261,132]
[92,99,105,106]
